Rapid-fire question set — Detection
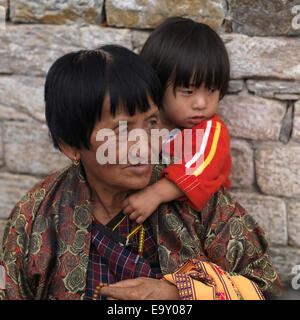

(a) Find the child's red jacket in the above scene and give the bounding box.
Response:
[161,114,231,211]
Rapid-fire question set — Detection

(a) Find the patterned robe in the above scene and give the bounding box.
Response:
[0,163,281,299]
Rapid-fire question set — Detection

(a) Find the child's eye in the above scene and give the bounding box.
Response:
[208,87,216,93]
[181,89,194,95]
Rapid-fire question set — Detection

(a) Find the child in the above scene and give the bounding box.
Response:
[123,17,231,224]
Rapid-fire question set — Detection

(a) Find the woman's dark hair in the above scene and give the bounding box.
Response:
[45,45,162,150]
[140,17,230,100]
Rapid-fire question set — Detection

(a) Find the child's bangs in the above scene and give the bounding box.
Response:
[171,26,229,98]
[172,48,227,96]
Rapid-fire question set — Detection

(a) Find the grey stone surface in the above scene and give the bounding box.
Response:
[0,172,40,219]
[0,76,45,122]
[255,142,300,197]
[286,200,300,248]
[0,24,132,76]
[223,33,300,80]
[106,0,226,30]
[3,121,70,175]
[218,93,286,140]
[130,29,150,53]
[230,139,254,188]
[292,100,300,143]
[270,246,300,284]
[10,0,104,25]
[246,80,300,100]
[0,104,32,121]
[0,218,7,248]
[227,80,244,94]
[0,124,3,167]
[228,0,300,36]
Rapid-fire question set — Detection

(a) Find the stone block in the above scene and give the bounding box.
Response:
[279,102,293,144]
[106,0,226,30]
[0,76,45,122]
[0,124,3,167]
[270,246,300,285]
[222,33,300,81]
[286,200,300,247]
[231,191,288,246]
[0,172,40,219]
[0,24,132,76]
[246,80,300,100]
[255,142,300,197]
[3,121,70,175]
[0,218,7,248]
[227,80,244,94]
[0,0,7,17]
[0,0,7,9]
[230,139,254,188]
[130,29,150,53]
[0,104,32,122]
[228,0,300,36]
[10,0,104,25]
[292,100,300,142]
[218,93,286,140]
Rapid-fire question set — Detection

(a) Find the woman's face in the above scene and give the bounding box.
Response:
[78,97,160,194]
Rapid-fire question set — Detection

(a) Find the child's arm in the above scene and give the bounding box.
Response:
[123,178,183,224]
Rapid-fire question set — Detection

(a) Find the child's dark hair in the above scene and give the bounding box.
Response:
[140,17,230,100]
[45,45,162,150]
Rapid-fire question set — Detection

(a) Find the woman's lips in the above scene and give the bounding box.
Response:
[187,117,206,125]
[123,164,152,172]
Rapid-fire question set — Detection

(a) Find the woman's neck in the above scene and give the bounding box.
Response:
[85,170,128,225]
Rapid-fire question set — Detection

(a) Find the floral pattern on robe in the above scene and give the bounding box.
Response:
[0,164,281,299]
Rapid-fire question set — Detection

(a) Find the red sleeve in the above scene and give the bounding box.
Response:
[161,116,231,211]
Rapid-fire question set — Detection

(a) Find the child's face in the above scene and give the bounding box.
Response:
[160,83,220,129]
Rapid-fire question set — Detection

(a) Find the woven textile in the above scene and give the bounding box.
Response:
[85,214,162,300]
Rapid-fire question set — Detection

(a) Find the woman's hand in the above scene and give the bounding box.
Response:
[99,277,180,300]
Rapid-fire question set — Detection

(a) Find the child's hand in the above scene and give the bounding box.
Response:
[123,187,162,224]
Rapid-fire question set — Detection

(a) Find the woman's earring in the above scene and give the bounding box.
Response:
[73,156,80,166]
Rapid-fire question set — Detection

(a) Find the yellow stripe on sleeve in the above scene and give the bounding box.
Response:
[192,122,221,177]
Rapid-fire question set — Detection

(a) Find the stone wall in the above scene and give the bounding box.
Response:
[0,0,300,291]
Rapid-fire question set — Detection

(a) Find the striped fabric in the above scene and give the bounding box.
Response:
[164,259,265,300]
[84,213,162,300]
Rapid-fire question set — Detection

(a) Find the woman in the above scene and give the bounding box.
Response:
[0,45,281,300]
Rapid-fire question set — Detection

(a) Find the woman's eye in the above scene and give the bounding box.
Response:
[149,120,158,127]
[208,87,216,93]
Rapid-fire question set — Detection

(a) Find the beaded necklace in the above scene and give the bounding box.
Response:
[92,215,145,300]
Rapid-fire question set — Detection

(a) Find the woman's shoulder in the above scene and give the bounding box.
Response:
[29,165,71,195]
[8,165,72,221]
